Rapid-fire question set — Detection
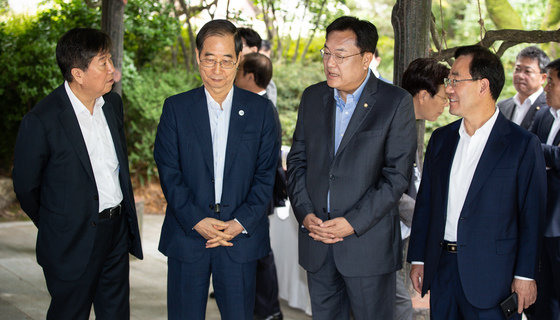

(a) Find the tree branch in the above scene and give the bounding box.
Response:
[431,29,560,60]
[84,0,101,8]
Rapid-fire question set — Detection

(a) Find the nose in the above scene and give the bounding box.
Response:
[325,55,337,68]
[107,59,115,73]
[445,83,454,95]
[545,82,551,93]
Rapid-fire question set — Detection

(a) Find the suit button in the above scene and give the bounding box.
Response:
[91,221,96,227]
[211,179,215,183]
[94,195,99,200]
[329,174,335,181]
[459,217,465,220]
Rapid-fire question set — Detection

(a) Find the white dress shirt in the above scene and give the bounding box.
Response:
[64,81,123,212]
[205,87,234,204]
[511,87,543,125]
[546,107,560,146]
[444,109,499,241]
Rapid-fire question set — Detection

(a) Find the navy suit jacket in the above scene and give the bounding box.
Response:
[12,85,143,281]
[154,86,279,263]
[530,106,560,237]
[407,112,547,309]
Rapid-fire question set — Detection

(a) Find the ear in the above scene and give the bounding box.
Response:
[540,72,548,84]
[418,89,429,103]
[480,78,490,96]
[71,68,84,85]
[195,48,200,64]
[363,52,374,69]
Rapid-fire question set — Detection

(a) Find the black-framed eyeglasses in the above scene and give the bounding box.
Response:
[320,48,363,64]
[444,77,481,87]
[199,58,237,69]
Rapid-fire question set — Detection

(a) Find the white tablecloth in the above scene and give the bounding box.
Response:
[270,201,312,315]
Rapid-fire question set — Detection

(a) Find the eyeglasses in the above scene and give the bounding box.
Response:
[444,77,481,87]
[320,48,363,64]
[199,58,237,69]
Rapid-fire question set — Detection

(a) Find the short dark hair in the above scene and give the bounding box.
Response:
[240,52,272,89]
[56,28,112,83]
[196,20,242,59]
[325,16,378,54]
[454,45,505,101]
[402,58,450,97]
[238,27,262,50]
[517,46,550,73]
[546,58,560,75]
[261,39,272,52]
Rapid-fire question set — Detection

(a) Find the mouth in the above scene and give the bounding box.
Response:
[326,70,339,78]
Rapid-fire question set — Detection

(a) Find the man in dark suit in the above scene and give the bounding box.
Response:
[287,16,417,320]
[235,52,285,320]
[12,28,143,319]
[408,45,547,319]
[395,57,450,320]
[497,46,549,130]
[530,58,560,319]
[154,20,279,320]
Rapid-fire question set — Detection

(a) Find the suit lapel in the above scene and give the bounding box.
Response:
[462,114,509,210]
[323,89,335,163]
[191,88,214,175]
[520,92,546,129]
[433,123,460,216]
[102,98,128,179]
[56,86,96,184]
[540,111,555,142]
[224,87,248,177]
[335,73,377,158]
[502,100,515,119]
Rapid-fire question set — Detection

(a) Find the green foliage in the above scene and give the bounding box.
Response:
[122,61,200,183]
[123,0,178,69]
[543,0,560,28]
[274,60,325,144]
[486,0,523,29]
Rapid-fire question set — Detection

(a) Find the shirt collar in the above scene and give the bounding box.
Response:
[257,90,267,96]
[459,108,500,139]
[549,107,560,120]
[204,86,234,112]
[513,87,543,107]
[334,71,371,107]
[64,81,105,115]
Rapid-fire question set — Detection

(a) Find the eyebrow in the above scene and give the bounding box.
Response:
[323,45,347,52]
[202,52,234,59]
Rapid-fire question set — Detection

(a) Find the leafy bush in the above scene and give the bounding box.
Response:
[274,60,325,145]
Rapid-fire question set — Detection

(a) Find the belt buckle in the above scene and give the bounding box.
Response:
[110,203,121,218]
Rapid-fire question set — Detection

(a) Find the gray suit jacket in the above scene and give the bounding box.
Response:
[287,72,417,277]
[497,91,546,130]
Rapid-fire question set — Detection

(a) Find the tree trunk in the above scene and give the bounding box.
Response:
[392,0,431,167]
[101,0,125,95]
[300,0,326,60]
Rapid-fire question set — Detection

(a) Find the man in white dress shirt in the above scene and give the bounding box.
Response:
[12,28,143,319]
[497,46,549,130]
[407,45,547,319]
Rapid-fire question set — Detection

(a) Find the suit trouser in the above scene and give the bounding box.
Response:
[307,245,396,320]
[430,250,520,320]
[44,211,130,320]
[534,236,560,319]
[395,237,413,320]
[167,247,258,320]
[254,251,281,317]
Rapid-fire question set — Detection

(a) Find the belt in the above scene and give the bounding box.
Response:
[440,240,458,253]
[99,203,122,220]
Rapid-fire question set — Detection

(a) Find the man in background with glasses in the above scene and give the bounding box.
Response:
[408,45,547,319]
[497,46,549,130]
[154,20,279,320]
[287,16,416,319]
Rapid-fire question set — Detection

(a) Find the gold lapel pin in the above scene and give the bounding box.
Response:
[364,103,368,108]
[536,106,541,111]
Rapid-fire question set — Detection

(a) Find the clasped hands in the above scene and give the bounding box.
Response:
[303,213,354,244]
[193,217,244,248]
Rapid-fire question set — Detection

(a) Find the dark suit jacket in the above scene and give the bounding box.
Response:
[497,91,546,129]
[530,106,560,237]
[407,112,547,309]
[12,85,143,281]
[287,72,417,277]
[154,86,279,264]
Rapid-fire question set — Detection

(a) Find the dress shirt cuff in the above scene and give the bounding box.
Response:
[411,261,424,265]
[234,218,248,234]
[514,275,533,281]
